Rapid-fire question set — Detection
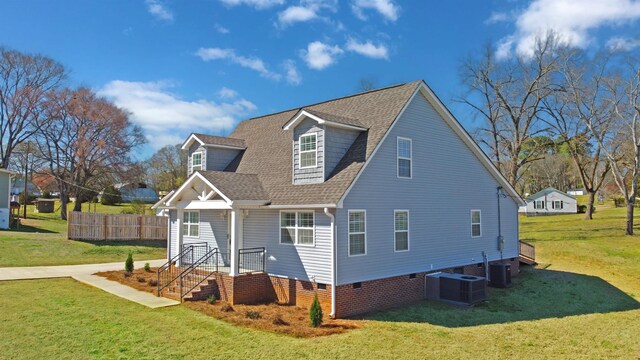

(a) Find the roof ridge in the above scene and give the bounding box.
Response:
[241,80,422,123]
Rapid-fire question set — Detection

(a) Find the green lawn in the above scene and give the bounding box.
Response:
[0,202,166,267]
[0,205,638,359]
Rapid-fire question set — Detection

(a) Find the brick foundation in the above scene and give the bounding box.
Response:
[201,258,521,319]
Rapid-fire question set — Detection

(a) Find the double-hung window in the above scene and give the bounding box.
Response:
[394,210,409,252]
[348,210,366,256]
[471,210,481,237]
[183,211,199,237]
[552,200,563,209]
[299,134,317,168]
[192,152,203,171]
[397,137,412,178]
[534,200,544,209]
[280,211,315,245]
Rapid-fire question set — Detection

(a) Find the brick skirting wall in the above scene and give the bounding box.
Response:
[200,258,520,318]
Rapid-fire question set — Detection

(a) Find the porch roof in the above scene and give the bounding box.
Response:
[197,171,269,202]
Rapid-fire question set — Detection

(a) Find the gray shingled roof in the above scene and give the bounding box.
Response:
[219,80,422,205]
[301,109,367,129]
[526,187,576,200]
[192,133,246,148]
[197,171,269,201]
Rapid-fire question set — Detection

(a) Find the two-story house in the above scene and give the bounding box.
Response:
[153,80,524,318]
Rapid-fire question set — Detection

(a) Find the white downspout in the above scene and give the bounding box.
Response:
[324,207,337,318]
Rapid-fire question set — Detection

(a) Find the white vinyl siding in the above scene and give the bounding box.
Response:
[192,152,203,171]
[280,211,315,246]
[397,137,412,178]
[299,134,317,168]
[183,211,200,238]
[348,210,366,256]
[471,210,481,238]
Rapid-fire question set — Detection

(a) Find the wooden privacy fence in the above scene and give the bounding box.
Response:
[68,212,167,241]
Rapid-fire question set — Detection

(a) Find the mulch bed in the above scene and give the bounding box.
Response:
[95,268,159,294]
[184,301,359,338]
[95,269,360,338]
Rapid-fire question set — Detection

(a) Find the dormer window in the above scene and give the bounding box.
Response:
[299,134,317,168]
[192,152,203,171]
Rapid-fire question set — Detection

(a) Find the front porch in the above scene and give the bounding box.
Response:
[157,243,267,302]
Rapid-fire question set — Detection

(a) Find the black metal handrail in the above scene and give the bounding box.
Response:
[179,248,228,301]
[238,247,266,274]
[156,243,209,296]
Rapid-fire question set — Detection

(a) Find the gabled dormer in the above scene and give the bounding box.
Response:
[182,133,246,176]
[283,109,366,185]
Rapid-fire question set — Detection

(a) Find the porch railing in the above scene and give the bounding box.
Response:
[179,247,226,301]
[156,242,209,295]
[238,247,266,274]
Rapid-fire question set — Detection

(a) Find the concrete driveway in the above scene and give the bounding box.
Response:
[0,259,179,308]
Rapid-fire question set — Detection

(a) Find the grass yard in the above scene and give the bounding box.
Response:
[0,202,166,267]
[0,204,639,359]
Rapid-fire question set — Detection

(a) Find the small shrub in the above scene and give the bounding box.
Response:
[309,292,323,328]
[42,191,52,199]
[18,193,37,205]
[245,310,261,320]
[144,262,151,272]
[207,294,217,304]
[137,276,146,283]
[148,279,158,287]
[220,302,234,312]
[125,252,134,273]
[272,316,289,326]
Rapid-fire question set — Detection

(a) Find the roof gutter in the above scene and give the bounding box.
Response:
[267,204,337,209]
[324,207,337,319]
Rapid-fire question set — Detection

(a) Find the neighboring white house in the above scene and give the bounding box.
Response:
[522,187,577,215]
[567,188,586,196]
[0,169,16,229]
[153,80,525,318]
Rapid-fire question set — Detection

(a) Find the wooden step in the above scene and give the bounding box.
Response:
[519,255,537,265]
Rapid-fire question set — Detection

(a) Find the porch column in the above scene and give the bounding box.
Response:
[229,208,243,276]
[176,208,184,266]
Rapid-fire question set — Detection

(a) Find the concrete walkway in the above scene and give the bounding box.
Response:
[0,259,179,308]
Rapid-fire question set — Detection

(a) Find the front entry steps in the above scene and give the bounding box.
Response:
[159,275,217,301]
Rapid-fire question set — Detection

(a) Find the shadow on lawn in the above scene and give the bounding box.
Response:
[11,224,58,234]
[369,267,640,327]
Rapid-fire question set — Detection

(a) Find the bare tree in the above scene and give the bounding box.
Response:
[144,144,187,192]
[460,34,561,193]
[37,87,145,219]
[0,47,65,168]
[541,50,612,219]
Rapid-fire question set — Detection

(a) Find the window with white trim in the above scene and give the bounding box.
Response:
[397,137,412,178]
[534,200,544,209]
[192,152,203,171]
[394,210,409,252]
[299,134,317,168]
[348,210,366,256]
[471,210,481,237]
[182,211,199,237]
[280,211,315,245]
[552,200,563,209]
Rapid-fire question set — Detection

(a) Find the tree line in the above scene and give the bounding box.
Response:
[462,32,640,234]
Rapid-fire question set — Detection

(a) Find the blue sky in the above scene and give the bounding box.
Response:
[1,0,639,159]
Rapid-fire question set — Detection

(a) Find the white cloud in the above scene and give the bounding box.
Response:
[351,0,399,21]
[485,11,509,25]
[214,24,230,34]
[283,60,302,85]
[219,0,284,9]
[345,39,389,59]
[217,87,238,99]
[146,0,174,22]
[300,41,344,70]
[98,80,256,150]
[278,6,318,26]
[276,0,338,28]
[607,36,640,50]
[496,0,640,58]
[195,47,282,80]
